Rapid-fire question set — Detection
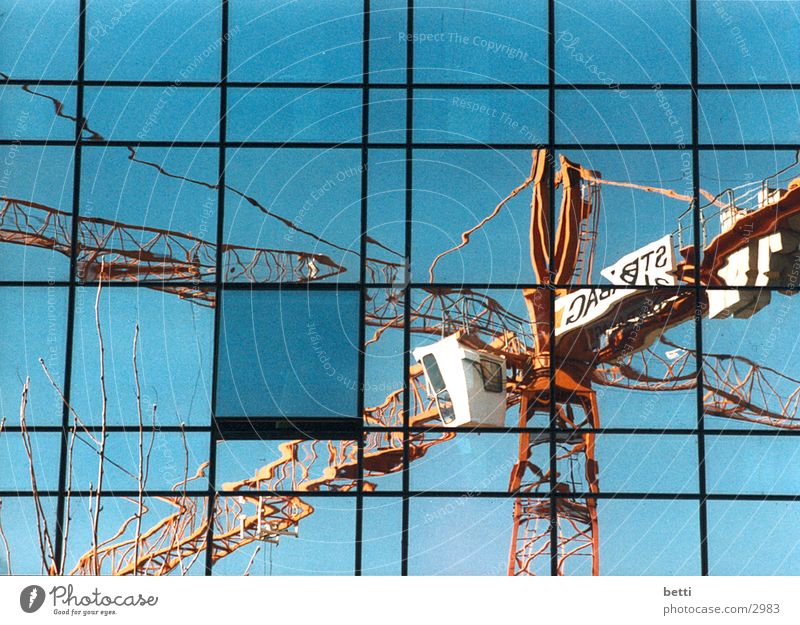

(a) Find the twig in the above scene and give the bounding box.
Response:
[19,379,57,572]
[133,323,144,576]
[38,358,100,447]
[0,417,11,575]
[243,545,262,576]
[91,266,108,574]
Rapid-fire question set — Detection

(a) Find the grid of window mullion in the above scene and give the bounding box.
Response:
[354,0,371,577]
[547,0,559,578]
[204,0,229,577]
[400,0,414,577]
[11,140,800,152]
[690,0,709,577]
[8,78,800,90]
[7,1,799,579]
[52,0,88,572]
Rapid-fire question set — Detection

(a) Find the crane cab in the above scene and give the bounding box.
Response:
[412,334,507,428]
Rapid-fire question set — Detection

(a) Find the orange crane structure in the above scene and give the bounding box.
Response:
[6,78,800,575]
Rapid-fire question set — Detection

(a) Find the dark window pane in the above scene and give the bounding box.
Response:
[218,290,360,418]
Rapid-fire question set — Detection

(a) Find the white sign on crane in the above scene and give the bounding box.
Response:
[555,235,677,337]
[600,234,676,286]
[555,287,630,336]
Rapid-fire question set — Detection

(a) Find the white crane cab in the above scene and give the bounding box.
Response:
[412,334,507,428]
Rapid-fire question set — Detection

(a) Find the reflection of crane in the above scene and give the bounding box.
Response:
[0,196,402,297]
[416,148,800,576]
[7,76,800,575]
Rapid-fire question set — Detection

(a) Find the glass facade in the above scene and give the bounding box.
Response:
[2,0,800,576]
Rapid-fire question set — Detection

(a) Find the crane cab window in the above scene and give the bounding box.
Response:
[421,353,456,425]
[476,358,504,393]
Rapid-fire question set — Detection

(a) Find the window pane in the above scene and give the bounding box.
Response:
[217,290,360,418]
[84,87,220,142]
[708,501,800,575]
[556,0,689,84]
[0,432,60,490]
[699,0,800,84]
[410,433,524,493]
[0,287,68,426]
[0,85,77,140]
[71,287,214,426]
[700,90,800,145]
[556,149,693,286]
[211,495,356,575]
[368,89,406,144]
[413,150,546,283]
[557,89,691,144]
[362,497,403,575]
[584,500,700,575]
[216,438,361,491]
[85,0,221,81]
[414,90,548,144]
[0,496,58,574]
[409,497,528,575]
[228,88,362,143]
[224,148,362,283]
[64,496,208,575]
[409,288,547,429]
[0,147,74,281]
[70,431,209,492]
[707,435,800,495]
[0,0,78,80]
[366,149,406,285]
[370,0,407,83]
[229,0,363,83]
[703,292,800,430]
[79,147,218,287]
[414,0,548,84]
[570,434,699,494]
